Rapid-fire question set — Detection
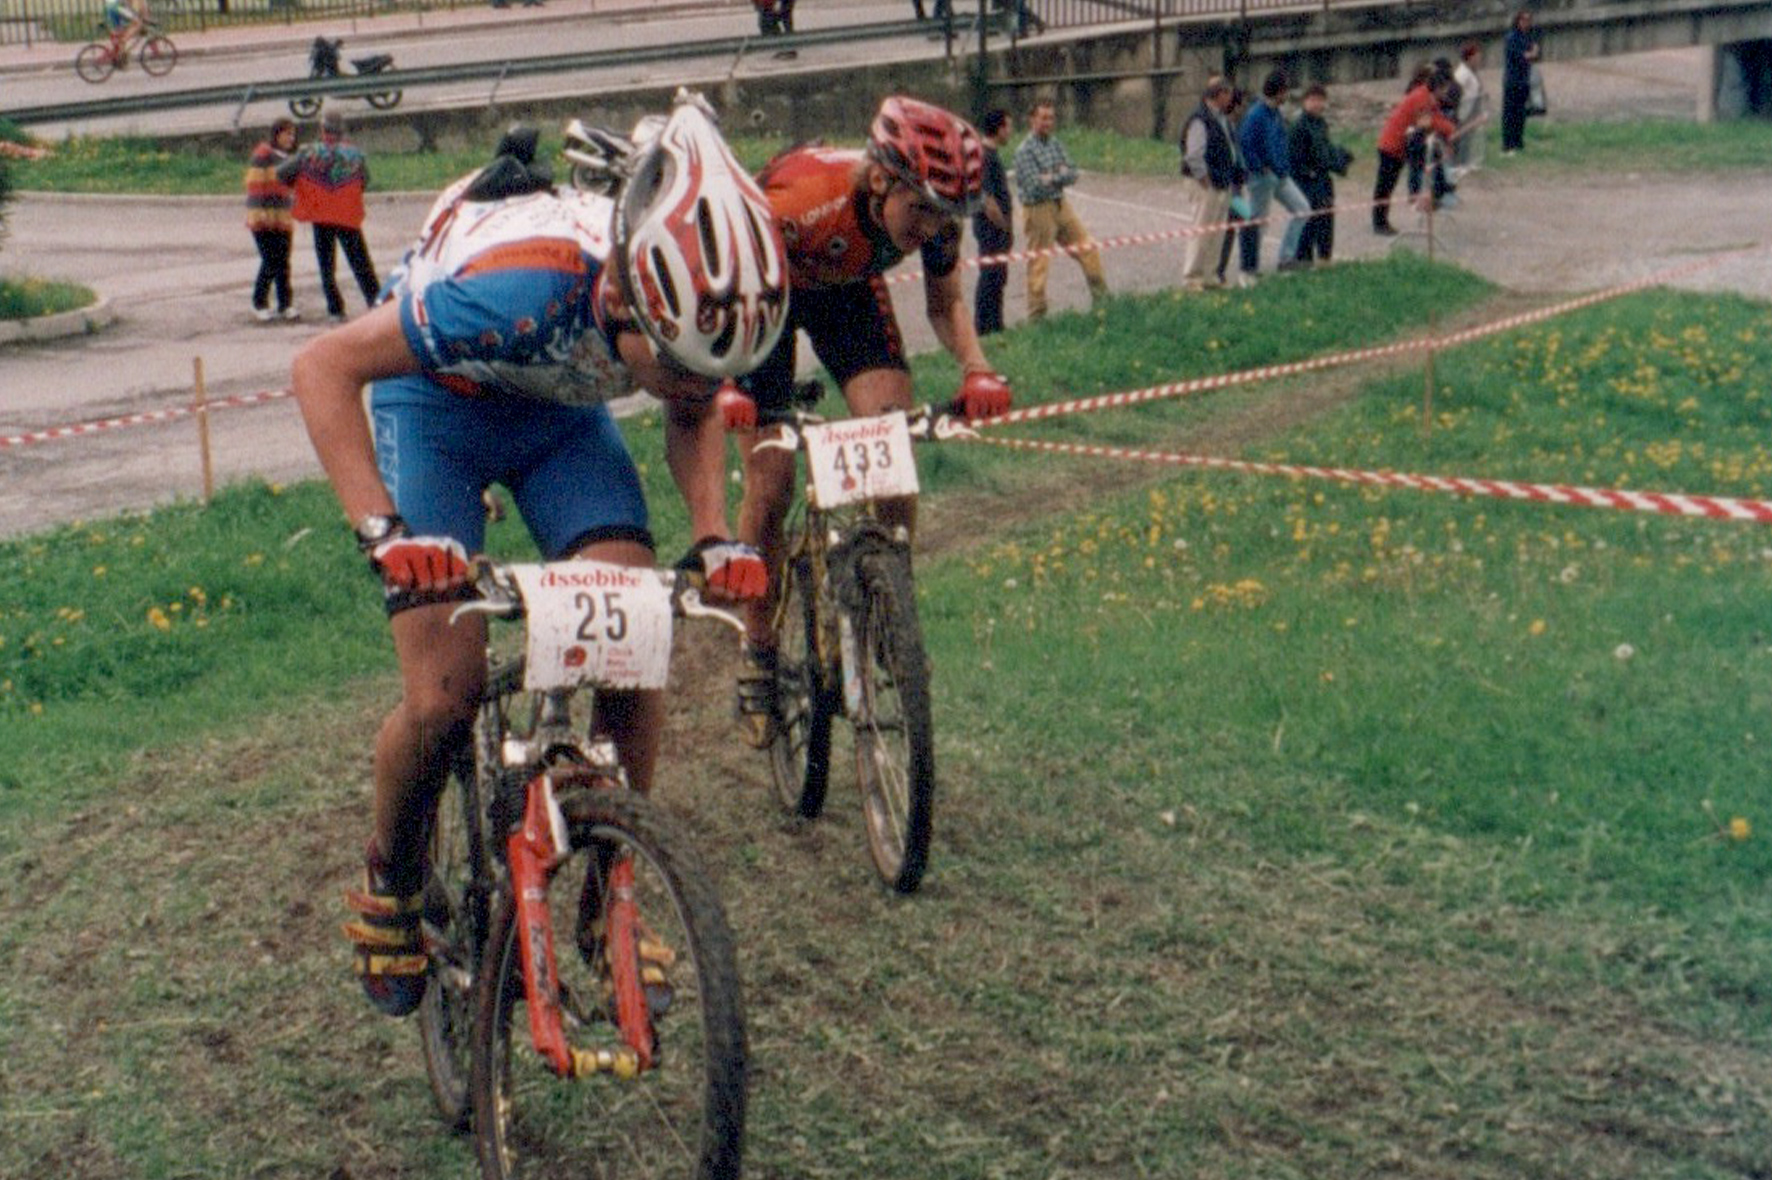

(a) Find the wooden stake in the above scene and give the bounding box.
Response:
[193,356,214,504]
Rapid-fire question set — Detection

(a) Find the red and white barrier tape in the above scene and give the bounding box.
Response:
[884,194,1390,285]
[0,388,291,450]
[963,434,1772,525]
[974,243,1765,428]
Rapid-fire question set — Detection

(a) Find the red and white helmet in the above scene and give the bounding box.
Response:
[866,96,985,219]
[614,92,789,379]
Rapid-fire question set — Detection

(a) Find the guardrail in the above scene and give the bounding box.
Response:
[1,14,935,123]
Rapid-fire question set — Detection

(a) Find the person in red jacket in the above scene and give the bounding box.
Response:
[277,110,381,321]
[1372,68,1457,236]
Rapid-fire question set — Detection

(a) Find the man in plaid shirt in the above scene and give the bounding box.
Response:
[1011,99,1108,320]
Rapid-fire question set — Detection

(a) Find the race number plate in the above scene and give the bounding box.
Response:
[508,561,674,691]
[803,411,920,509]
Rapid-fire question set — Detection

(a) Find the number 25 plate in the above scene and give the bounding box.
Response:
[508,561,674,691]
[804,411,919,509]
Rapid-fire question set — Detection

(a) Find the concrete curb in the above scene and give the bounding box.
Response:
[0,295,115,346]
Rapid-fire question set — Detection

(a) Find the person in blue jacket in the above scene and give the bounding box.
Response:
[1236,70,1314,276]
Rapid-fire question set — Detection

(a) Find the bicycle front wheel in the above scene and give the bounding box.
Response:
[74,42,115,83]
[768,555,837,819]
[844,540,936,893]
[472,784,746,1180]
[137,34,177,75]
[417,738,491,1131]
[288,95,322,118]
[365,88,403,110]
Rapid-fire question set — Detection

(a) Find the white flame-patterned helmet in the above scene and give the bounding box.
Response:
[613,91,789,379]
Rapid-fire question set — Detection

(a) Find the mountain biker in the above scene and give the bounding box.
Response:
[729,95,1012,746]
[103,0,147,60]
[290,97,788,1018]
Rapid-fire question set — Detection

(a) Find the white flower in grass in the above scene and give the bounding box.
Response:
[1614,643,1636,661]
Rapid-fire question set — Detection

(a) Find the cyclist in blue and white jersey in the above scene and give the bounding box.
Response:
[291,96,788,1018]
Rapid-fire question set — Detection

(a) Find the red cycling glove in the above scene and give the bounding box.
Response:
[677,538,768,601]
[367,535,471,594]
[952,368,1012,421]
[714,383,758,432]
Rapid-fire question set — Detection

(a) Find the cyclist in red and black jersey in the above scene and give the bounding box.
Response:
[733,96,1014,747]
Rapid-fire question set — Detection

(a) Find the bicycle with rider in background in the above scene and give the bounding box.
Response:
[728,98,1013,840]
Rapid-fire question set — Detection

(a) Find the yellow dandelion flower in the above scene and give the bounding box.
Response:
[147,607,172,632]
[1528,619,1547,637]
[1729,817,1751,841]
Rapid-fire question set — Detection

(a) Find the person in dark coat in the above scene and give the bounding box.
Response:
[971,108,1014,334]
[1501,8,1540,154]
[1287,85,1352,264]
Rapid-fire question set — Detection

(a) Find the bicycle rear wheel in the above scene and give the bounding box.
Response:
[138,34,176,75]
[767,555,837,819]
[417,730,493,1130]
[843,539,936,893]
[365,88,403,109]
[74,43,115,83]
[472,784,746,1179]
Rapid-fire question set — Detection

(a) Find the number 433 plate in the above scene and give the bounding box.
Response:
[804,411,920,509]
[508,561,675,691]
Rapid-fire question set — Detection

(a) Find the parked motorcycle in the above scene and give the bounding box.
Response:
[289,37,401,118]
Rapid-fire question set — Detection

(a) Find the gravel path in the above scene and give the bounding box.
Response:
[2,47,1766,539]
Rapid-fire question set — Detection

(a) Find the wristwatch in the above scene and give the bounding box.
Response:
[352,512,408,550]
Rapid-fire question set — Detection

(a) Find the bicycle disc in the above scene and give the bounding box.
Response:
[472,785,746,1179]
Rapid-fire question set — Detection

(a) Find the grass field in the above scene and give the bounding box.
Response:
[1,250,1768,1178]
[8,119,1772,196]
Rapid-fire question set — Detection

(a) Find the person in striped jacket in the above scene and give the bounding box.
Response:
[244,117,299,322]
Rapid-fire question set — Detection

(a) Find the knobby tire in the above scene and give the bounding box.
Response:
[846,542,936,893]
[471,785,746,1180]
[768,555,836,819]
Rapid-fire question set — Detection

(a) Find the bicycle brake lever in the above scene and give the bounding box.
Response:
[752,424,802,455]
[449,598,517,626]
[930,413,979,442]
[674,585,746,635]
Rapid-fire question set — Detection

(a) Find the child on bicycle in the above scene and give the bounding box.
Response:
[291,97,787,1018]
[729,95,1013,747]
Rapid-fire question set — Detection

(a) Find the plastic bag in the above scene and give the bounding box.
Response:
[1526,64,1548,117]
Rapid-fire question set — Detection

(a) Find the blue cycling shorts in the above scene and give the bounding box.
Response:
[368,375,652,560]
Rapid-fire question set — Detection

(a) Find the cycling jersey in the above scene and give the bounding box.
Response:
[744,145,959,409]
[757,145,960,288]
[369,179,652,564]
[383,181,633,407]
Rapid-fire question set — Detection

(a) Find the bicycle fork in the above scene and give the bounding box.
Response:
[506,768,651,1080]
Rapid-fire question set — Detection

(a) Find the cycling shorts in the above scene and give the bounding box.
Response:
[369,375,652,561]
[741,276,906,413]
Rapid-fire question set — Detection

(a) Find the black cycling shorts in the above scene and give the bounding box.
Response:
[742,276,907,413]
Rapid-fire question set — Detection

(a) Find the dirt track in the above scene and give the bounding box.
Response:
[1,47,1767,540]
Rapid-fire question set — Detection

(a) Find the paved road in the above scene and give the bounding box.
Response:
[3,46,1766,541]
[0,0,982,138]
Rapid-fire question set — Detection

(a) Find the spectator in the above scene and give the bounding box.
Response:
[971,108,1014,334]
[1287,84,1352,266]
[1372,69,1456,235]
[245,117,300,322]
[1216,87,1252,288]
[1453,41,1487,172]
[278,110,380,322]
[1501,9,1540,155]
[1012,98,1108,319]
[1236,70,1312,276]
[1176,76,1242,291]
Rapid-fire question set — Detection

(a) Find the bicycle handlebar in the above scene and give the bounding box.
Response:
[751,402,976,450]
[448,558,744,635]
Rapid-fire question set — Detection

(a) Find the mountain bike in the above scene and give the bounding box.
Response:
[754,392,971,893]
[418,557,748,1178]
[74,22,177,83]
